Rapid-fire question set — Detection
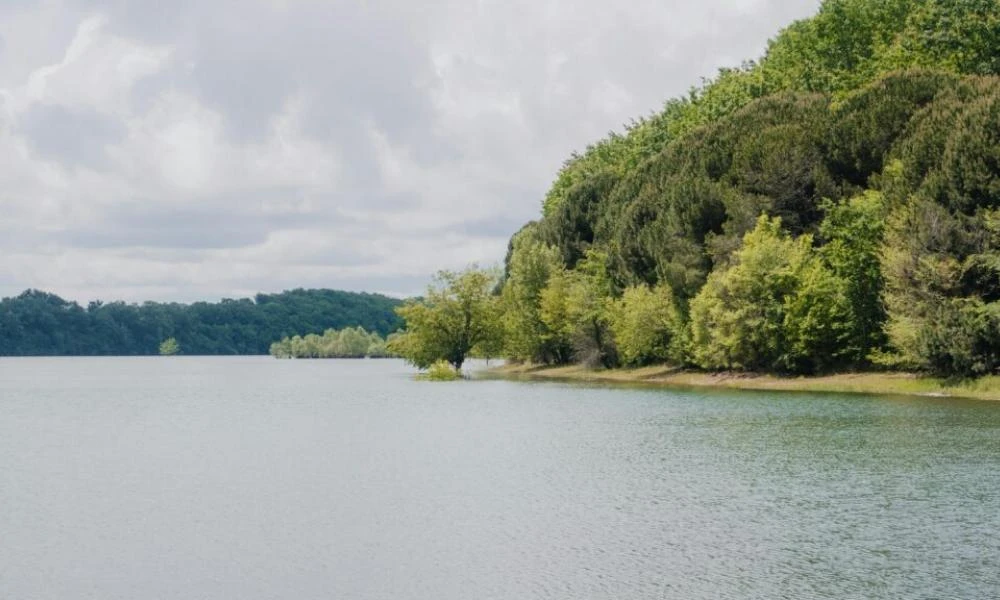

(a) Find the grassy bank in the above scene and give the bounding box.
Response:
[486,364,1000,402]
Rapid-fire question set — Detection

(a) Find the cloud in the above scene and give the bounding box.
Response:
[0,0,822,302]
[17,103,125,167]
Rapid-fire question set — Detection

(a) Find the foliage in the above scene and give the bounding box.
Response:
[500,233,570,364]
[538,250,617,367]
[389,267,502,371]
[0,288,402,356]
[269,327,389,359]
[607,284,686,367]
[818,191,888,362]
[418,360,463,381]
[918,299,1000,377]
[158,338,180,356]
[880,198,1000,376]
[689,216,853,373]
[606,174,731,299]
[491,0,1000,377]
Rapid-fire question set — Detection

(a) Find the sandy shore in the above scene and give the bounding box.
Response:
[484,363,1000,402]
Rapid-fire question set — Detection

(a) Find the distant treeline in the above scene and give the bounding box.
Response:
[0,289,402,356]
[269,327,394,359]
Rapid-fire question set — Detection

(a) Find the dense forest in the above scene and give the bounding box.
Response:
[0,289,402,356]
[394,0,1000,378]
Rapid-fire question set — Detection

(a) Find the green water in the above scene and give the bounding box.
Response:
[1,357,997,599]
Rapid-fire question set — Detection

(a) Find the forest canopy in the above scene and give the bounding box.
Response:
[0,288,402,356]
[397,0,1000,378]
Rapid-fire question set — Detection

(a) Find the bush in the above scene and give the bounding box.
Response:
[608,285,686,367]
[919,299,1000,377]
[419,360,463,381]
[690,216,853,373]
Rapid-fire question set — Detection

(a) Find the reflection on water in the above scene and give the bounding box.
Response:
[1,357,998,599]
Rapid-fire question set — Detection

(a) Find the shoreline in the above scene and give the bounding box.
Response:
[483,363,1000,402]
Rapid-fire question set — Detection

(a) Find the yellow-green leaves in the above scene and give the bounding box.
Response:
[690,216,853,373]
[158,338,180,356]
[607,284,685,367]
[501,234,569,364]
[270,327,387,359]
[391,267,502,372]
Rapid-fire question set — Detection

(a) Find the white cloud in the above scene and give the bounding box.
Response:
[17,16,172,114]
[0,0,822,303]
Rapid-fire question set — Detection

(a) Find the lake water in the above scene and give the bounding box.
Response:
[1,357,998,599]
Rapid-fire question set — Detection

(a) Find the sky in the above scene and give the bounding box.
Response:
[0,0,821,303]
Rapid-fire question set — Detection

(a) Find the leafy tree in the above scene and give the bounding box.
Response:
[780,255,855,373]
[269,327,391,359]
[826,70,958,187]
[883,0,1000,76]
[501,233,569,364]
[932,91,1000,213]
[608,284,686,367]
[690,216,853,373]
[159,338,180,356]
[390,268,503,371]
[880,197,968,368]
[918,298,1000,376]
[608,174,730,299]
[542,169,619,268]
[818,191,889,361]
[538,250,617,367]
[880,196,1000,375]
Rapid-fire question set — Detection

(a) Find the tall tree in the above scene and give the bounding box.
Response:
[390,268,503,371]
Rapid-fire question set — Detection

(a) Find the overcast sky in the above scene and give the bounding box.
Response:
[0,0,820,303]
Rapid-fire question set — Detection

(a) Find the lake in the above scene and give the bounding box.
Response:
[1,357,998,599]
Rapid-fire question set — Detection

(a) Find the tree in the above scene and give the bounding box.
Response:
[268,327,391,359]
[608,284,687,367]
[501,233,569,364]
[608,174,730,298]
[389,267,503,371]
[818,190,888,362]
[563,250,617,367]
[690,216,853,373]
[159,338,181,356]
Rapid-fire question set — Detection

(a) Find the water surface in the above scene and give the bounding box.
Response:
[1,357,998,599]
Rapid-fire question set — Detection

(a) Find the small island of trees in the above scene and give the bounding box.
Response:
[269,327,393,359]
[158,338,181,356]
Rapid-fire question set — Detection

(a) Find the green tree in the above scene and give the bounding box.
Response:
[389,267,503,372]
[818,190,888,361]
[269,339,292,358]
[268,327,390,359]
[690,216,853,373]
[564,250,617,367]
[501,233,569,363]
[538,252,616,367]
[608,284,687,367]
[159,337,181,356]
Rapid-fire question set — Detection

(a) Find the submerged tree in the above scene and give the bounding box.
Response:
[389,267,503,372]
[159,338,181,356]
[269,327,389,359]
